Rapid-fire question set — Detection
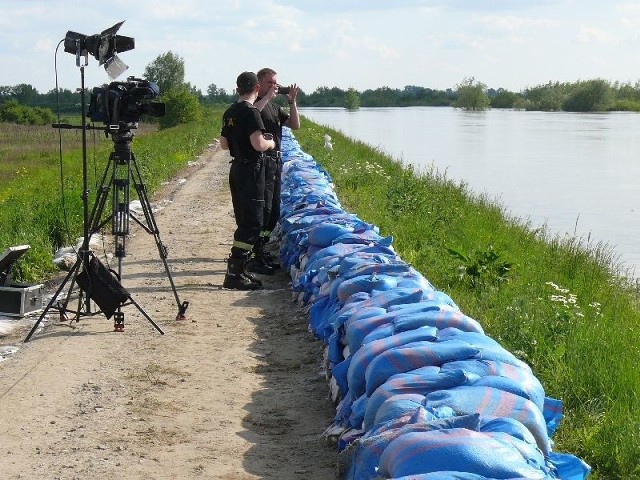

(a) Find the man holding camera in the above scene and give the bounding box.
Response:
[219,71,276,290]
[247,67,300,275]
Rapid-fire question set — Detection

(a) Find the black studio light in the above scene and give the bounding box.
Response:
[63,21,134,78]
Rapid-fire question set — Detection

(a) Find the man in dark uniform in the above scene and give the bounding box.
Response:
[247,67,300,275]
[219,71,276,290]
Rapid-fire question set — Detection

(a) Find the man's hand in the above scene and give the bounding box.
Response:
[266,84,278,100]
[287,84,299,104]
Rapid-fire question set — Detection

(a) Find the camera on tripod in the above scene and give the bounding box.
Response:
[88,76,165,129]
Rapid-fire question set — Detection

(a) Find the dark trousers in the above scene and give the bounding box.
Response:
[229,157,265,255]
[262,153,282,235]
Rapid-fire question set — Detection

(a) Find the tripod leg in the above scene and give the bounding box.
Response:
[54,154,118,321]
[113,310,125,332]
[129,154,189,321]
[127,297,164,334]
[24,258,80,342]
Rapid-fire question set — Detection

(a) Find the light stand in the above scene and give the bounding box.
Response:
[24,24,181,341]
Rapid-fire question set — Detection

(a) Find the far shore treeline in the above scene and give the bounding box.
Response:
[4,76,640,125]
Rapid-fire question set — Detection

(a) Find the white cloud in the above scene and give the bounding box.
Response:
[577,25,615,43]
[470,14,558,34]
[617,2,640,27]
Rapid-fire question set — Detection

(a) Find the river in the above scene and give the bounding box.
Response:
[300,106,640,276]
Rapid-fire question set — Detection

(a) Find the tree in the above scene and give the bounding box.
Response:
[158,85,202,129]
[204,84,232,105]
[452,77,490,111]
[143,51,185,95]
[12,84,39,105]
[522,81,568,111]
[489,88,519,109]
[563,79,612,112]
[360,86,399,107]
[344,87,360,110]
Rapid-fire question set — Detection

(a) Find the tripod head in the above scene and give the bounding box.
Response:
[108,127,136,157]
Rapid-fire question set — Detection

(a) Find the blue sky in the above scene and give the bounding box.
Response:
[2,0,640,95]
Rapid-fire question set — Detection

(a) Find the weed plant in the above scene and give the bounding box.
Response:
[0,107,222,282]
[295,119,640,479]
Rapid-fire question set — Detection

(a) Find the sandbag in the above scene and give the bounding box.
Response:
[441,359,544,411]
[364,367,473,430]
[378,429,548,479]
[347,326,439,398]
[425,385,551,455]
[338,413,481,480]
[365,340,480,396]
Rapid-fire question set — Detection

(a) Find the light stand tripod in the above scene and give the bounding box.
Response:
[24,49,186,342]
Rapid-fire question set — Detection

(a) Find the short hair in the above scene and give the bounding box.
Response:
[236,71,258,95]
[257,67,277,80]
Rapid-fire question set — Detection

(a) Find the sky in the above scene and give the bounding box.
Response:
[2,0,640,96]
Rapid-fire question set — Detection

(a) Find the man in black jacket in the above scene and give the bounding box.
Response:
[219,71,276,290]
[248,67,300,275]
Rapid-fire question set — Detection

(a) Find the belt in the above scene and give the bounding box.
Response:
[231,154,264,163]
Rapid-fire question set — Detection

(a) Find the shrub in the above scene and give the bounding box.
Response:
[0,99,55,125]
[562,79,612,112]
[158,86,203,129]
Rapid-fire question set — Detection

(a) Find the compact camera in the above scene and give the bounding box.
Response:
[277,85,291,95]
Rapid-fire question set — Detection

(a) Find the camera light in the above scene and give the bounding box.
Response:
[63,21,135,78]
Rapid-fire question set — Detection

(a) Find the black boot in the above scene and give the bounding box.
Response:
[223,256,262,290]
[241,264,263,287]
[262,249,281,270]
[246,240,276,275]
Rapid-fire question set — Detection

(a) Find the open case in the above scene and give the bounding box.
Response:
[0,245,44,317]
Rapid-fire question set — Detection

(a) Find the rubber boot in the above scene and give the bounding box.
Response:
[223,256,262,290]
[246,239,276,275]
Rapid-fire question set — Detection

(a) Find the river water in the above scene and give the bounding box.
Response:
[301,107,640,275]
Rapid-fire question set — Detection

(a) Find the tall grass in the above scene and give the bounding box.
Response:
[0,108,222,282]
[294,119,640,479]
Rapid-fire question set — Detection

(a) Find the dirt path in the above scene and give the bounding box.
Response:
[0,144,338,479]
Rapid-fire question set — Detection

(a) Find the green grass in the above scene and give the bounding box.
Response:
[294,119,640,479]
[0,108,223,282]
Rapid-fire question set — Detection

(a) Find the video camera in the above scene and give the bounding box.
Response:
[88,76,165,128]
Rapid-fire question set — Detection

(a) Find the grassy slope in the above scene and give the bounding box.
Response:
[293,118,640,479]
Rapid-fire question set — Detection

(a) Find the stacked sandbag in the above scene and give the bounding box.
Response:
[277,127,591,480]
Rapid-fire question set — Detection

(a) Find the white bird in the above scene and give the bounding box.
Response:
[323,133,333,151]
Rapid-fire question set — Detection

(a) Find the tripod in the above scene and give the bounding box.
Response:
[24,61,187,342]
[88,125,189,324]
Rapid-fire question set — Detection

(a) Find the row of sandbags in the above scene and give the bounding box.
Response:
[276,127,591,480]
